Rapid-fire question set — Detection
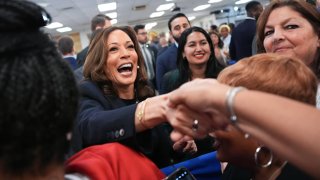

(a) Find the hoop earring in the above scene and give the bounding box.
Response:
[254,145,273,168]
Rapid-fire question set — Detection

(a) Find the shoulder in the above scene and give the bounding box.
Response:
[163,69,179,79]
[157,45,176,59]
[161,69,180,93]
[79,80,105,100]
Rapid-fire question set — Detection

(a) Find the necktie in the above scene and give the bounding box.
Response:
[141,45,154,80]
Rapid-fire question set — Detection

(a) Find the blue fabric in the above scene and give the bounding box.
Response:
[64,56,77,70]
[155,44,178,90]
[161,151,222,180]
[229,19,256,61]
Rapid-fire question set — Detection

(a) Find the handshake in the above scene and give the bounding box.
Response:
[164,79,234,143]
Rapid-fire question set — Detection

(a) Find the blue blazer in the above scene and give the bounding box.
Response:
[70,80,209,168]
[229,18,256,61]
[156,44,178,90]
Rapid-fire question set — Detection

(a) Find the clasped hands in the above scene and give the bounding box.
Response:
[165,79,231,144]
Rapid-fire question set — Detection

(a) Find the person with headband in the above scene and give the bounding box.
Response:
[0,0,78,179]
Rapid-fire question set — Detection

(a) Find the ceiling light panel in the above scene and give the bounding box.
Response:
[98,2,117,12]
[193,4,211,11]
[150,11,165,18]
[56,27,72,33]
[156,3,175,11]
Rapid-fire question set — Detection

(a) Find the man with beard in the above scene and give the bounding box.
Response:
[156,13,190,90]
[229,1,263,61]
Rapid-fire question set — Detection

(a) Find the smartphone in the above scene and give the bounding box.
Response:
[164,167,196,180]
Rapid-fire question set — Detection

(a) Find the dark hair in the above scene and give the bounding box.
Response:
[58,36,74,55]
[0,0,78,177]
[209,30,224,49]
[83,26,154,100]
[133,24,145,33]
[90,14,111,32]
[256,0,320,79]
[245,1,262,12]
[168,13,190,31]
[177,26,221,85]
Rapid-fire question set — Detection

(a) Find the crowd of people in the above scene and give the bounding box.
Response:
[1,0,320,179]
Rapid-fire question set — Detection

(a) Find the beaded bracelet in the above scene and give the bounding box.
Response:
[225,87,247,124]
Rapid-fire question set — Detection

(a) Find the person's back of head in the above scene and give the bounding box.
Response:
[90,14,111,32]
[218,53,317,105]
[167,13,190,31]
[58,36,74,55]
[0,0,78,178]
[245,1,263,19]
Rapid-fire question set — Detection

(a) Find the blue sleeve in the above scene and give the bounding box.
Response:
[156,54,166,90]
[229,31,236,61]
[77,96,138,147]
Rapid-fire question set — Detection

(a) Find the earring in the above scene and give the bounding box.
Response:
[254,145,273,168]
[137,65,140,69]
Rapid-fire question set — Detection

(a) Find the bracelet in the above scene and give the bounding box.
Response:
[225,87,247,124]
[137,98,150,129]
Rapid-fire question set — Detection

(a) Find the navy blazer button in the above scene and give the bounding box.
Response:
[119,128,125,136]
[115,130,120,138]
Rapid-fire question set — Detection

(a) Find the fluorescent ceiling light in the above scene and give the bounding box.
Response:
[156,3,174,11]
[98,2,117,12]
[150,11,165,18]
[235,0,252,5]
[188,16,196,21]
[37,2,49,7]
[56,27,72,33]
[45,22,63,29]
[105,12,117,19]
[145,22,158,30]
[208,0,222,3]
[111,19,117,25]
[193,4,210,11]
[166,0,174,1]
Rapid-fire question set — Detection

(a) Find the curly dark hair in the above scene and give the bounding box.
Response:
[0,0,78,177]
[176,26,222,85]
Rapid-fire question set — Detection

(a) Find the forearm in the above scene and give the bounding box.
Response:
[233,90,320,177]
[135,95,168,132]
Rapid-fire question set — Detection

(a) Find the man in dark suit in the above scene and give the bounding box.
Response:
[229,1,263,61]
[156,13,191,90]
[134,24,158,89]
[57,36,77,70]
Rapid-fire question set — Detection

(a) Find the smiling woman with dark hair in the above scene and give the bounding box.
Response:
[71,25,198,169]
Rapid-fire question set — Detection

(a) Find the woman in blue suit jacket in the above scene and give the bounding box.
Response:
[71,26,197,168]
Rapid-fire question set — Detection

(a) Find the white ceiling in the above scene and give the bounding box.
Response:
[30,0,267,36]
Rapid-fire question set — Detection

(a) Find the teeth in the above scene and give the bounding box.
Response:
[119,63,132,69]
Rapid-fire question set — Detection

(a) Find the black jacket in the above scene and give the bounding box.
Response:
[70,80,204,168]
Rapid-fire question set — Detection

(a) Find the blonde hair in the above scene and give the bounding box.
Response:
[218,24,230,33]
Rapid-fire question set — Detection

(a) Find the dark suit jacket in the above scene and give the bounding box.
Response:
[156,44,178,90]
[70,80,200,168]
[64,56,77,70]
[229,18,256,61]
[144,44,158,89]
[76,46,89,67]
